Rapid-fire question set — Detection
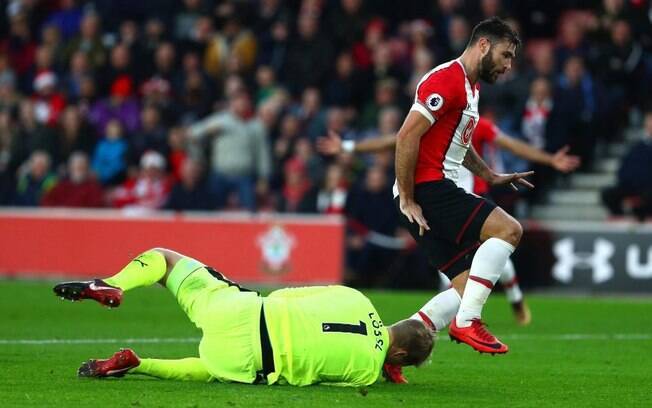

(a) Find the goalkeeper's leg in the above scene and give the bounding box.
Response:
[53,248,185,307]
[78,348,213,382]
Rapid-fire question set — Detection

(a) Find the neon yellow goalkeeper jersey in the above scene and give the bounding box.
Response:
[263,285,389,386]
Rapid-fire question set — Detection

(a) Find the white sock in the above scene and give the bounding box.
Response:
[411,287,461,332]
[438,271,452,291]
[498,258,523,304]
[456,238,515,327]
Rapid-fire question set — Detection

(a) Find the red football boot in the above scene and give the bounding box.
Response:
[53,279,123,308]
[383,363,408,384]
[448,318,508,354]
[78,349,140,378]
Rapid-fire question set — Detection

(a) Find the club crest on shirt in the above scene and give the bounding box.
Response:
[425,93,444,111]
[461,117,476,145]
[258,224,296,275]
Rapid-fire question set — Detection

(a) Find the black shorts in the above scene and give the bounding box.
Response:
[395,179,496,279]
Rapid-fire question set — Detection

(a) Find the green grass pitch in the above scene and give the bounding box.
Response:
[1,280,651,407]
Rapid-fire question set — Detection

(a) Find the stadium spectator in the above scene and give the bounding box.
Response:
[12,150,57,206]
[345,164,398,287]
[88,76,140,135]
[358,78,400,131]
[283,12,334,95]
[521,77,553,151]
[601,111,652,220]
[62,12,106,69]
[595,18,647,139]
[1,13,37,80]
[0,0,649,224]
[31,71,66,128]
[295,87,326,141]
[13,100,58,168]
[41,151,103,208]
[203,17,258,80]
[278,157,313,213]
[99,44,135,95]
[55,105,96,169]
[187,91,271,211]
[131,105,167,163]
[0,110,16,204]
[165,157,216,211]
[546,56,600,170]
[166,127,188,181]
[63,51,92,101]
[174,0,205,42]
[312,163,349,214]
[91,119,128,185]
[110,150,171,211]
[43,0,83,40]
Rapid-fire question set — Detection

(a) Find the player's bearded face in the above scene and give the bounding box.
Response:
[479,45,501,83]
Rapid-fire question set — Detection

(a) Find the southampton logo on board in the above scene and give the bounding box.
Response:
[257,224,296,275]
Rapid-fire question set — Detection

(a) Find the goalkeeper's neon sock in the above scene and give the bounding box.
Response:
[104,249,167,291]
[53,279,123,307]
[78,349,140,378]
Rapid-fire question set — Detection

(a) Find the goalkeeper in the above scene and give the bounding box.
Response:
[53,248,433,386]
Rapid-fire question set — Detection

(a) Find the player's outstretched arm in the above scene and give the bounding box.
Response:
[316,130,396,155]
[463,145,535,191]
[495,132,580,173]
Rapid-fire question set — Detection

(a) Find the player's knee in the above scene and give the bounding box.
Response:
[499,220,522,246]
[150,248,178,275]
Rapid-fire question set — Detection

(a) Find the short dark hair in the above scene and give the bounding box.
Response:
[468,17,521,49]
[391,319,435,366]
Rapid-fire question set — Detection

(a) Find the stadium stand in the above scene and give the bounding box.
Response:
[0,0,651,285]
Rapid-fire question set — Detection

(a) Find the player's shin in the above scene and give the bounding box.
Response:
[499,258,523,304]
[456,238,514,327]
[411,287,461,332]
[104,249,167,291]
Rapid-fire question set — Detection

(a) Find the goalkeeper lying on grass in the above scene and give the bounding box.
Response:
[53,248,433,386]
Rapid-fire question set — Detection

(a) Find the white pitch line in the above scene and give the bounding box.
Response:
[1,334,651,345]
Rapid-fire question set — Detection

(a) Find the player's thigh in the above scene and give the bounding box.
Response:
[198,291,262,383]
[398,209,479,281]
[478,206,523,245]
[414,180,496,245]
[168,258,246,326]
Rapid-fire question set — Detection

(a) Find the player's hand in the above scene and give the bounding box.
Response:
[316,130,343,156]
[490,171,535,191]
[551,145,581,173]
[399,198,430,236]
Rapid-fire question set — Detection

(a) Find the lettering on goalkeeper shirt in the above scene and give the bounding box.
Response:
[368,312,384,351]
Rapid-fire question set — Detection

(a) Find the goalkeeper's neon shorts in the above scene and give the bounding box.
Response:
[166,256,264,383]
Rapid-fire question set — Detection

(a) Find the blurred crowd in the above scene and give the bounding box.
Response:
[0,0,651,285]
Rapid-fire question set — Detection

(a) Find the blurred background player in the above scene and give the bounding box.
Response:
[53,248,434,386]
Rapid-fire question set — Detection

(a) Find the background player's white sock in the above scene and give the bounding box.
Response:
[411,287,461,331]
[456,238,515,327]
[499,258,523,304]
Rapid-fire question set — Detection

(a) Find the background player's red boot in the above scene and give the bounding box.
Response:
[449,318,508,354]
[53,279,123,307]
[78,349,140,378]
[383,363,408,384]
